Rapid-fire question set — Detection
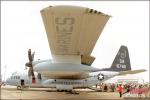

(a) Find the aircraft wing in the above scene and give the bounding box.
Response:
[41,5,110,64]
[118,69,146,76]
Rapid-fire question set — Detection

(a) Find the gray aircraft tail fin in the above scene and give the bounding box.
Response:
[110,45,131,72]
[98,45,145,74]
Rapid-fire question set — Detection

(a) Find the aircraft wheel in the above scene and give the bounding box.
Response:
[64,90,68,92]
[65,90,72,92]
[57,89,60,92]
[17,86,21,90]
[68,90,72,92]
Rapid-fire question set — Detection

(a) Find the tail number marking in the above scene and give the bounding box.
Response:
[116,64,126,69]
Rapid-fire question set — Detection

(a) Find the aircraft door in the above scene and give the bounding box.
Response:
[21,79,25,86]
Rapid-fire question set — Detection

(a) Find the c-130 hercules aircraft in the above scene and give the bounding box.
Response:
[6,5,146,91]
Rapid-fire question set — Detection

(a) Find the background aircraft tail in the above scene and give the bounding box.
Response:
[100,45,131,72]
[110,45,131,71]
[98,45,146,74]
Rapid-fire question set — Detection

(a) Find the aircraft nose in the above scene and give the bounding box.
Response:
[42,79,53,87]
[5,78,10,85]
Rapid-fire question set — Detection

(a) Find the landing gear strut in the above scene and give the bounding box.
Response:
[17,86,21,90]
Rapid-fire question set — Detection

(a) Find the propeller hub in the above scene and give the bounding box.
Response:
[25,62,32,67]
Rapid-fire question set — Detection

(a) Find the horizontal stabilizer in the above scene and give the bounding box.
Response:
[118,69,146,76]
[81,55,95,65]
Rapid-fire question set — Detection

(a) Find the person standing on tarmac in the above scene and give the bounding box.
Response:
[118,84,123,97]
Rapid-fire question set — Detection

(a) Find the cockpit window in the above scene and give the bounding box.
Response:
[11,75,20,79]
[10,75,20,79]
[12,72,17,76]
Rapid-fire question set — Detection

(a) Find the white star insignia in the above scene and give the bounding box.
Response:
[98,74,104,80]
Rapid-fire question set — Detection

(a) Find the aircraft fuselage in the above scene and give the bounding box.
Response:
[6,71,117,91]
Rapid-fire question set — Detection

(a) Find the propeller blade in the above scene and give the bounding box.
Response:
[31,67,35,78]
[28,49,33,62]
[31,52,35,61]
[26,49,35,79]
[28,67,35,78]
[28,67,32,77]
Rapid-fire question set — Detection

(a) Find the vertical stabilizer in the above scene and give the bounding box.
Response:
[111,45,131,71]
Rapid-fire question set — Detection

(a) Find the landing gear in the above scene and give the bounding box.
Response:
[57,89,61,92]
[17,86,21,90]
[56,89,78,94]
[66,90,72,92]
[66,90,79,94]
[57,89,72,92]
[17,79,25,90]
[57,89,64,92]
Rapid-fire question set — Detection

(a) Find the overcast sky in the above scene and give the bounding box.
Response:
[1,1,149,82]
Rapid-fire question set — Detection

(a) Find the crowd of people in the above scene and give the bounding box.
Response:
[96,82,150,98]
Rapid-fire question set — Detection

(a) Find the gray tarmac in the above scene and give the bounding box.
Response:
[1,86,149,100]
